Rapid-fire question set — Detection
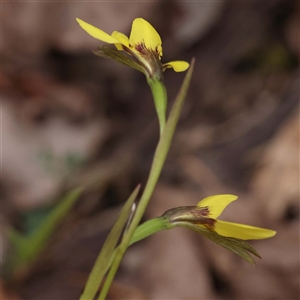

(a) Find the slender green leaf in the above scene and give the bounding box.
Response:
[80,185,140,300]
[7,188,83,274]
[26,188,83,258]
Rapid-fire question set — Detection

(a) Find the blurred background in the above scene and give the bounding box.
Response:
[1,1,299,299]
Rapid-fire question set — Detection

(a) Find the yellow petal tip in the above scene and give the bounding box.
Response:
[164,61,190,72]
[214,220,277,240]
[197,194,238,219]
[76,18,119,44]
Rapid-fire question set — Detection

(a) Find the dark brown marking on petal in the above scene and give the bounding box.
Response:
[202,218,217,228]
[164,206,217,226]
[191,206,210,217]
[121,45,133,56]
[122,42,163,80]
[135,42,148,55]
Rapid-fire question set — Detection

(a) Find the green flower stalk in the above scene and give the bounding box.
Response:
[98,59,195,300]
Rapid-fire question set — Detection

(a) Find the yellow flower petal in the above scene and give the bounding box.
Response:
[111,31,130,48]
[197,194,238,219]
[214,220,277,240]
[164,61,190,72]
[76,18,119,44]
[129,18,162,51]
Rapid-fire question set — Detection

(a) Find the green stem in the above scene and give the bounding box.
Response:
[99,59,195,299]
[98,91,168,299]
[99,137,166,299]
[129,217,171,245]
[148,79,167,136]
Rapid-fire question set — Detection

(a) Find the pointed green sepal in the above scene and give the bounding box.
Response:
[94,45,145,74]
[173,222,261,265]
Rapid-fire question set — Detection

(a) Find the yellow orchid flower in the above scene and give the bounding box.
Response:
[76,18,189,80]
[132,194,276,265]
[156,194,277,264]
[167,194,276,240]
[195,195,276,240]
